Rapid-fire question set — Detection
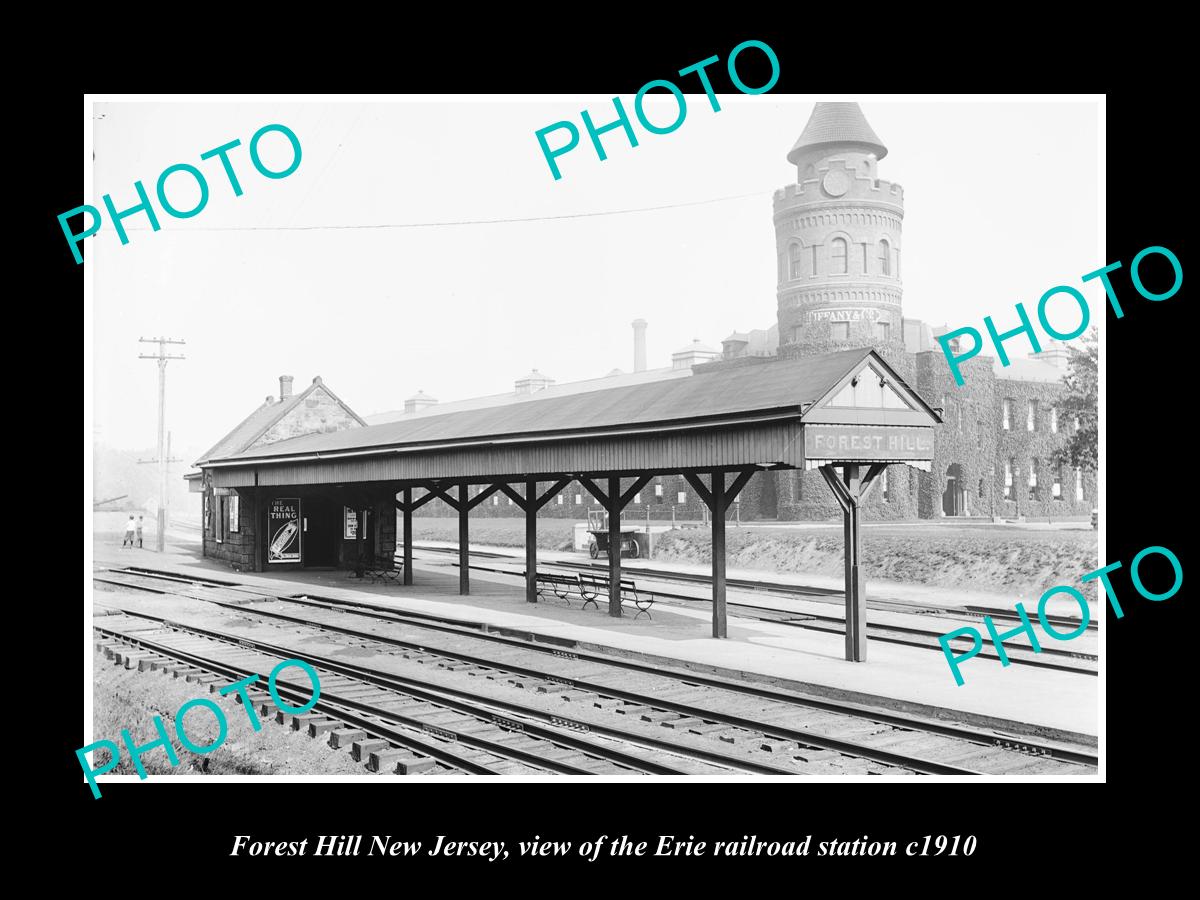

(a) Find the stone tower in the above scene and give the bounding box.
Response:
[771,103,919,520]
[773,103,906,362]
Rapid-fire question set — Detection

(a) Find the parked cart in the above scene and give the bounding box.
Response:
[586,507,641,559]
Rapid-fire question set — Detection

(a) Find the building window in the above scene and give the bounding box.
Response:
[831,237,848,274]
[677,492,687,504]
[215,496,225,543]
[861,242,870,274]
[633,493,641,504]
[1004,459,1014,499]
[878,239,890,276]
[1073,416,1080,433]
[1002,399,1012,430]
[203,493,210,536]
[881,468,889,503]
[1028,458,1039,499]
[789,243,802,280]
[654,483,663,497]
[1050,407,1058,433]
[1027,399,1038,432]
[876,321,890,343]
[1075,468,1084,502]
[778,252,785,282]
[830,322,850,341]
[575,494,582,505]
[492,494,500,506]
[810,245,818,276]
[229,494,239,533]
[978,478,985,499]
[1053,462,1063,499]
[556,494,563,505]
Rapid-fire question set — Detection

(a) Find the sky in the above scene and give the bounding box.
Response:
[89,96,1101,459]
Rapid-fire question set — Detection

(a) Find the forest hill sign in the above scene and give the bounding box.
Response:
[804,425,934,461]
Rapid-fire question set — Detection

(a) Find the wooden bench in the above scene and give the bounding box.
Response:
[350,555,404,585]
[577,573,655,619]
[534,572,587,606]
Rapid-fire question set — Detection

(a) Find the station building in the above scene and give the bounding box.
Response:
[186,375,392,570]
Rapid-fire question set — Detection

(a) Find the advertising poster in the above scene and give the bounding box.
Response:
[267,498,301,563]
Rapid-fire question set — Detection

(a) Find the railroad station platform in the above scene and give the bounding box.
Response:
[416,540,1099,621]
[92,540,1099,747]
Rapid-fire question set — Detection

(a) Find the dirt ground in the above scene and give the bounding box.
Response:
[90,653,372,778]
[654,524,1097,595]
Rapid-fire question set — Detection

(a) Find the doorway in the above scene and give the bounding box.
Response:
[942,463,965,517]
[303,495,341,567]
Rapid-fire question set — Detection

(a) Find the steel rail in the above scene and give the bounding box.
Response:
[97,610,785,776]
[92,623,503,775]
[103,600,975,775]
[97,568,1098,768]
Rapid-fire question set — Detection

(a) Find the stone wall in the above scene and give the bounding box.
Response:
[257,383,361,445]
[202,488,257,570]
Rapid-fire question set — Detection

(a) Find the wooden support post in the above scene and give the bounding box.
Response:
[818,463,883,662]
[356,507,366,576]
[842,464,866,662]
[458,483,469,595]
[608,475,621,618]
[525,479,538,603]
[402,487,413,585]
[711,470,727,639]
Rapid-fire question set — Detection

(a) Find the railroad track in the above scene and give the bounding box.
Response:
[411,543,1100,633]
[95,566,1097,775]
[409,551,1097,675]
[95,612,742,777]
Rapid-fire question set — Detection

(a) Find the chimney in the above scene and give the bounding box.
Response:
[279,375,294,399]
[404,390,439,415]
[515,369,555,395]
[632,319,647,373]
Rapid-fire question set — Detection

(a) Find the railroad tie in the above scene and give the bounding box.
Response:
[328,728,367,749]
[393,756,438,775]
[351,739,390,762]
[639,710,679,724]
[292,714,334,733]
[367,748,407,773]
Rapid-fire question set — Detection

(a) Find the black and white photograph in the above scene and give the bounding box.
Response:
[84,91,1108,791]
[68,38,1200,869]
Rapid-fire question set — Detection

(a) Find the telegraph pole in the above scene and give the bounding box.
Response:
[138,337,185,552]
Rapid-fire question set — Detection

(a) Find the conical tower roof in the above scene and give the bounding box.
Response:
[787,102,887,165]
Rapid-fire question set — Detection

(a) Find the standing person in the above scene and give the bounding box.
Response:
[122,515,136,548]
[136,515,145,548]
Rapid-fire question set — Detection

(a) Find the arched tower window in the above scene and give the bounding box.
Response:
[831,238,848,274]
[789,243,803,280]
[878,239,891,276]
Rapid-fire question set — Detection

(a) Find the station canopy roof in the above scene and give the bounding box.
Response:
[205,348,938,468]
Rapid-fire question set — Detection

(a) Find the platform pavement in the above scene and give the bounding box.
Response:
[434,559,1097,658]
[91,538,1099,746]
[416,540,1100,620]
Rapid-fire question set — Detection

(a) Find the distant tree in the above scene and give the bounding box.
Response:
[1056,329,1098,471]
